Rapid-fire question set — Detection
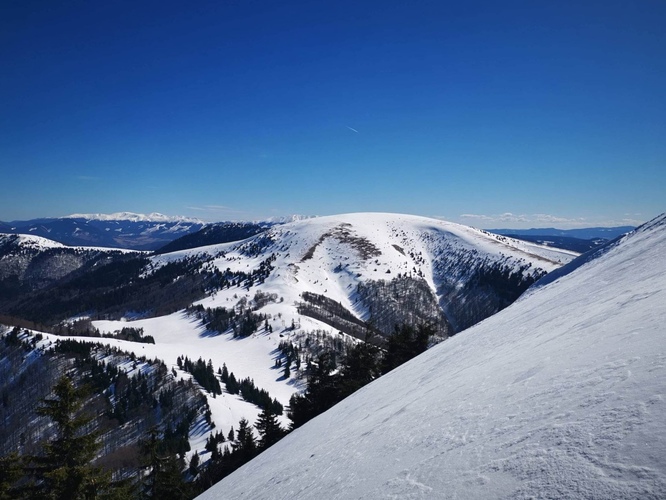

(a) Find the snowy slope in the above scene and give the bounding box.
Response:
[151,212,577,335]
[0,233,139,293]
[198,213,666,499]
[35,322,276,460]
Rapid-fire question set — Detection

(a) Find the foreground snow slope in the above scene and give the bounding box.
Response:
[198,214,666,499]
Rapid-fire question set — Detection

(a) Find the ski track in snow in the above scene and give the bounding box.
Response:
[197,214,666,499]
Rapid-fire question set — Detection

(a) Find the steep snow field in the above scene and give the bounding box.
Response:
[198,214,666,499]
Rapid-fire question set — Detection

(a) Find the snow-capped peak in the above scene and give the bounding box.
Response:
[64,212,204,224]
[259,214,319,224]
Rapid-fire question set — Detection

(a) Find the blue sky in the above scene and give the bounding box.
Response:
[1,0,664,228]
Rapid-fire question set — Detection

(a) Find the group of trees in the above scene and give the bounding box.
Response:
[276,340,301,379]
[186,304,269,338]
[194,408,285,493]
[219,364,283,415]
[289,324,434,428]
[178,357,222,396]
[7,254,214,324]
[296,291,374,341]
[192,326,433,492]
[1,376,129,499]
[0,374,201,500]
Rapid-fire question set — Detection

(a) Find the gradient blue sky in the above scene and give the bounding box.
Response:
[1,0,664,228]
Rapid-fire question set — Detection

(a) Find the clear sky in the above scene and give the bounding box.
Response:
[1,0,664,228]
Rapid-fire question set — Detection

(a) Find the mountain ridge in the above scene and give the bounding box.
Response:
[0,214,206,250]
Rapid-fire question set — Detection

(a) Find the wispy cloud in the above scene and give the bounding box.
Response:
[184,204,249,222]
[458,212,646,228]
[185,205,246,215]
[460,212,530,223]
[346,126,359,134]
[459,212,586,227]
[532,213,585,224]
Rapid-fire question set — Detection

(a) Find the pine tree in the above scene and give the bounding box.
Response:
[255,409,284,450]
[232,418,257,461]
[381,324,433,374]
[140,428,189,500]
[25,375,113,500]
[0,453,21,500]
[188,452,199,477]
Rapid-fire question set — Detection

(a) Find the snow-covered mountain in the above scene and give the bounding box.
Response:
[0,213,206,250]
[150,212,577,337]
[197,213,666,499]
[0,233,137,299]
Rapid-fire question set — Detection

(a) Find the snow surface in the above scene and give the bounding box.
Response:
[197,214,666,499]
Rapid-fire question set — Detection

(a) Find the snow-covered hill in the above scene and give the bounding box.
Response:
[0,233,138,295]
[197,213,666,499]
[152,212,577,335]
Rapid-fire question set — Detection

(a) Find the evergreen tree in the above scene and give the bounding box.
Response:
[0,453,21,500]
[25,375,113,500]
[255,409,284,450]
[232,418,257,461]
[288,352,338,429]
[188,452,199,477]
[140,428,189,500]
[339,335,381,396]
[381,324,433,374]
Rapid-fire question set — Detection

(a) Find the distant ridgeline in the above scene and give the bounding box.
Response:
[489,225,635,253]
[0,213,207,250]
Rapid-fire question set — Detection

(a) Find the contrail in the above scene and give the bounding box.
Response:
[346,126,359,134]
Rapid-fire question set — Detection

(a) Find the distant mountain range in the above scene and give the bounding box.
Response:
[489,226,635,253]
[490,225,634,240]
[0,213,206,251]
